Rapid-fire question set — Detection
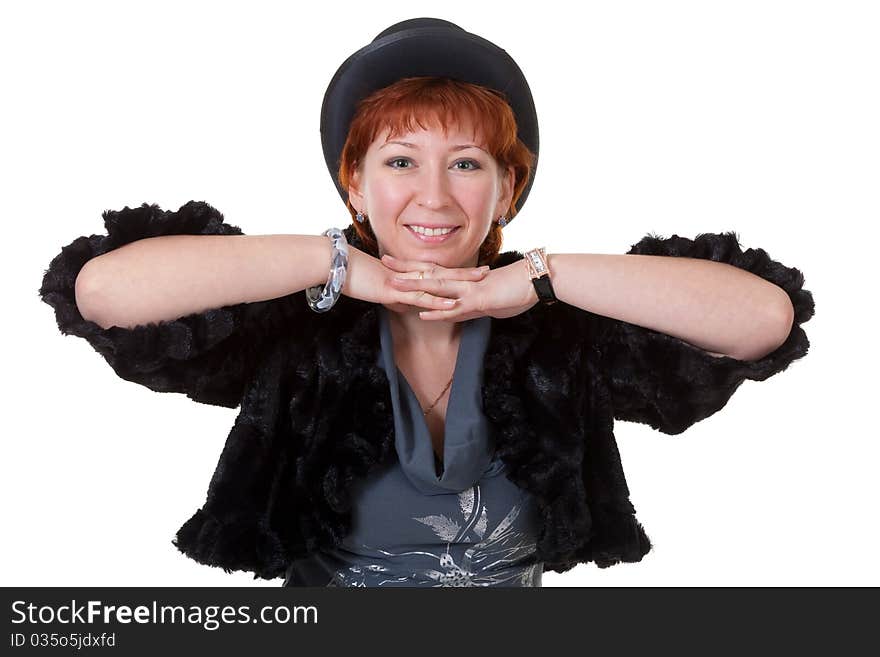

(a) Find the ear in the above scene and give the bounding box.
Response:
[496,165,515,217]
[348,167,365,212]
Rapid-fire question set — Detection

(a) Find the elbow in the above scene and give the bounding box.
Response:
[769,292,796,350]
[734,295,795,361]
[74,262,112,328]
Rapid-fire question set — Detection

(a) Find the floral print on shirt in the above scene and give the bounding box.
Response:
[325,483,542,587]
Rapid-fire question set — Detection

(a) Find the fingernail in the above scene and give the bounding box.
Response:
[443,299,457,305]
[384,254,395,259]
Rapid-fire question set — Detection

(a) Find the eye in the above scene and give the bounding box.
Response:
[454,159,482,171]
[386,157,412,169]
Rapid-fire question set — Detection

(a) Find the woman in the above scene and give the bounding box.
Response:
[38,18,814,586]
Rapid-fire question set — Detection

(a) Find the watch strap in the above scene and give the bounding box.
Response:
[524,247,558,305]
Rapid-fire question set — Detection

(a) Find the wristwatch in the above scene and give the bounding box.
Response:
[524,247,558,305]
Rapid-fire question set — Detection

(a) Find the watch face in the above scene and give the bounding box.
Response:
[526,249,549,276]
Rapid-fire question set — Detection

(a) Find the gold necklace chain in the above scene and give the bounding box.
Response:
[421,375,454,416]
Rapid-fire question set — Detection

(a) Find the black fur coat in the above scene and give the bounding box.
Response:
[38,201,815,580]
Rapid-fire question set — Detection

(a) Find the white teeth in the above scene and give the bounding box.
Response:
[408,225,456,236]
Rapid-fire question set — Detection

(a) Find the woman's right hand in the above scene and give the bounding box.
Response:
[341,246,490,314]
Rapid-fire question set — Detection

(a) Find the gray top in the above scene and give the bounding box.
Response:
[283,306,543,587]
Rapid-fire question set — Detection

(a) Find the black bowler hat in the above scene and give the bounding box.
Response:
[320,17,540,219]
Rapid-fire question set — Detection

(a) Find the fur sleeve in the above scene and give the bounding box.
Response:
[38,200,312,409]
[594,231,815,435]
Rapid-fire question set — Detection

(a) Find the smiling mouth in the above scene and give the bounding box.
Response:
[404,225,461,242]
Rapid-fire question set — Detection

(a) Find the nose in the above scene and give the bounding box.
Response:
[415,161,454,211]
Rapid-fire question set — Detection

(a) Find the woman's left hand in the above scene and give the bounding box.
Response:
[382,254,539,321]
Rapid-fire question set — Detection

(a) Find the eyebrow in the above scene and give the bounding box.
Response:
[380,140,487,153]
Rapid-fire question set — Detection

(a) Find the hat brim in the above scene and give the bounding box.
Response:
[320,25,539,216]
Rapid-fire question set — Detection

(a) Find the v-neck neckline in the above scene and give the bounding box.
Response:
[396,367,455,474]
[377,306,495,495]
[394,334,464,472]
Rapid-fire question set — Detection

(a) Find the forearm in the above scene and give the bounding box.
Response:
[76,234,332,330]
[544,252,795,360]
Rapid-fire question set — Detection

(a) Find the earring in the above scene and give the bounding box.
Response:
[498,215,508,227]
[355,211,366,223]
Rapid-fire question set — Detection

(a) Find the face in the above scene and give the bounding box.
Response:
[348,120,515,269]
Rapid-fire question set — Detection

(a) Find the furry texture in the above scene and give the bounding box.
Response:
[39,203,815,580]
[38,200,313,409]
[597,231,815,435]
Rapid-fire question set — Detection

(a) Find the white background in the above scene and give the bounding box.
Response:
[3,0,876,586]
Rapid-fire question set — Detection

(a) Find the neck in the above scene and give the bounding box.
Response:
[387,306,461,352]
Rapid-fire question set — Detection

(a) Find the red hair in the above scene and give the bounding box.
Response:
[336,76,536,266]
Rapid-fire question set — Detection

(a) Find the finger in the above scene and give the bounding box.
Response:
[393,267,487,281]
[383,254,490,280]
[418,307,476,321]
[447,265,491,280]
[381,254,432,275]
[422,262,490,280]
[382,254,437,272]
[405,290,459,310]
[381,254,408,271]
[391,276,466,295]
[389,286,452,314]
[419,310,450,320]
